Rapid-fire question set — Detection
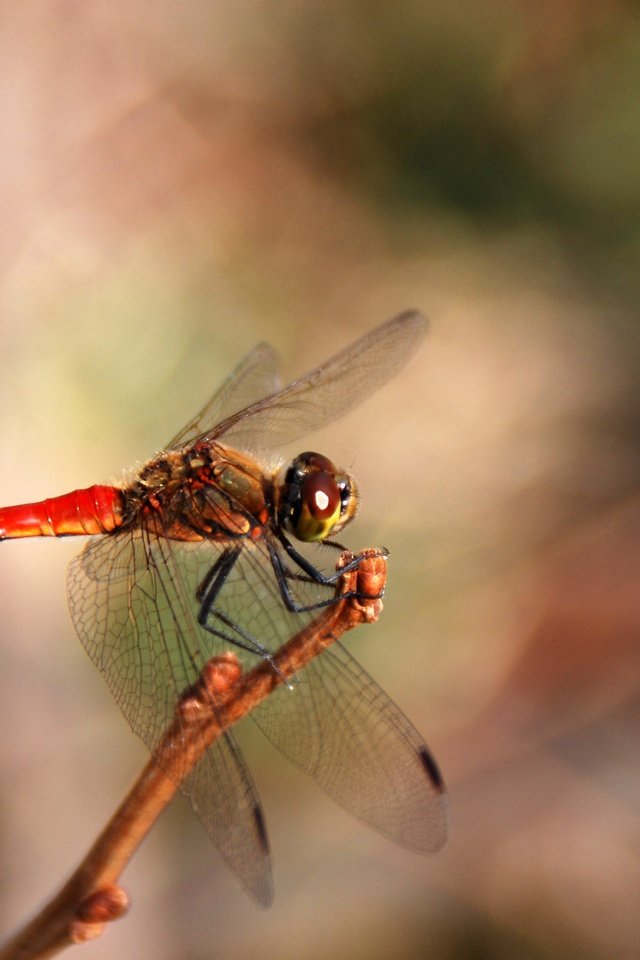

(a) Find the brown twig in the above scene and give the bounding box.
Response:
[0,548,387,960]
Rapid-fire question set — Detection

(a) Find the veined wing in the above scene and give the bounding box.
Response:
[165,532,449,854]
[67,529,273,906]
[202,310,427,453]
[250,638,449,854]
[168,341,282,450]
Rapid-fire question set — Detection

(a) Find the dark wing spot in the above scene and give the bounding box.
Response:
[418,745,445,793]
[253,803,270,855]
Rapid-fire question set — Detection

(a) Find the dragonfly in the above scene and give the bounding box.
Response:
[0,310,448,906]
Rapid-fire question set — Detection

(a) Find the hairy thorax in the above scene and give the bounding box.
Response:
[120,443,273,543]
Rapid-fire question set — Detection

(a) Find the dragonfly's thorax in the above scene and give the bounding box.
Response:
[121,442,273,542]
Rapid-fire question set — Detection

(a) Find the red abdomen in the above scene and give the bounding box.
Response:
[0,485,124,539]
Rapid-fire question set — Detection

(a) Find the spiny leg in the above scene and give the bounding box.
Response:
[268,536,384,614]
[196,545,287,680]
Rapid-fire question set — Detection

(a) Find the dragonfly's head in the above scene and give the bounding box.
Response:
[277,451,358,543]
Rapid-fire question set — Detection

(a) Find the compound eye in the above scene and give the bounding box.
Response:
[306,471,341,519]
[293,470,342,542]
[338,477,352,512]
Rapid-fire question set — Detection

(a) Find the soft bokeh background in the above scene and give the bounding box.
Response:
[1,2,640,958]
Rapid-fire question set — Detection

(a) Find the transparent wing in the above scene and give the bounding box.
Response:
[251,641,449,853]
[67,530,273,906]
[168,342,282,450]
[194,310,427,453]
[162,533,449,854]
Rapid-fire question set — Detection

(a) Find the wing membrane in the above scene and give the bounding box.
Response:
[250,639,449,853]
[168,342,282,450]
[196,311,427,452]
[67,530,273,905]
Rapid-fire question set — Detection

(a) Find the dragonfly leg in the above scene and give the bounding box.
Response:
[268,536,385,614]
[195,545,242,605]
[196,546,290,683]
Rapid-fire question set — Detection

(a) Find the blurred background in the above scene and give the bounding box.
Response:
[1,2,639,958]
